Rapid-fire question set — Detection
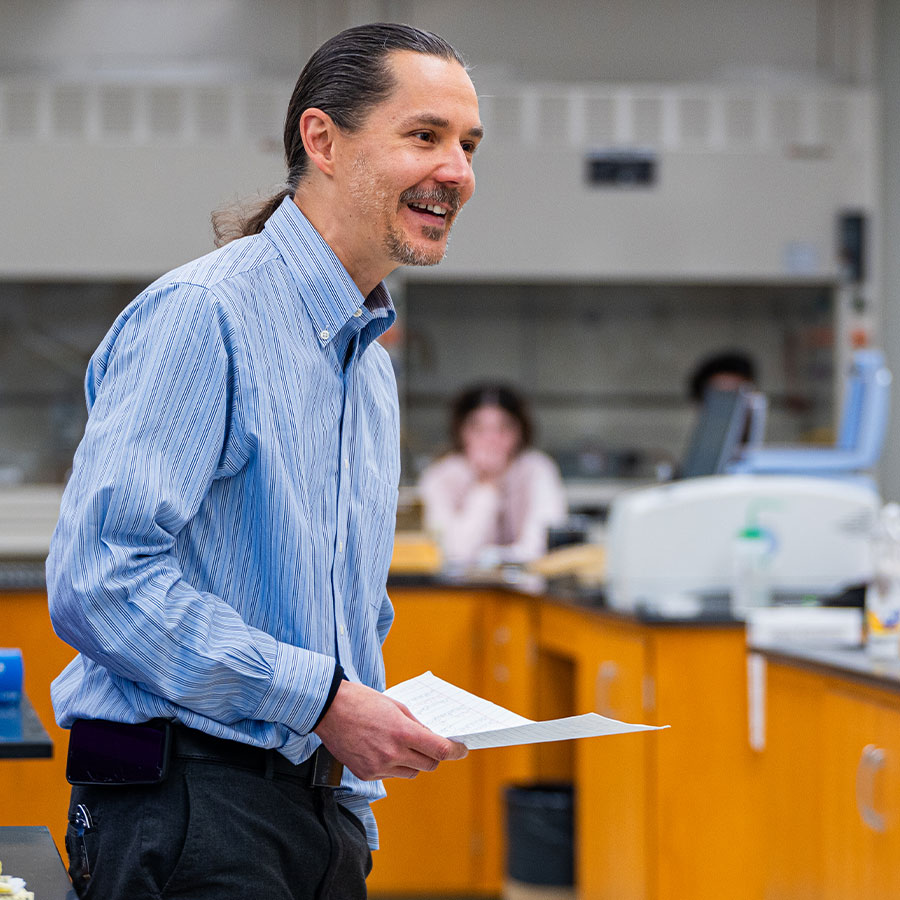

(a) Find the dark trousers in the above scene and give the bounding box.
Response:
[64,754,371,899]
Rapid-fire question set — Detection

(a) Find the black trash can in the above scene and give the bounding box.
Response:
[505,782,574,888]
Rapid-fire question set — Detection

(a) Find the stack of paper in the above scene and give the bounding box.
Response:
[385,671,668,749]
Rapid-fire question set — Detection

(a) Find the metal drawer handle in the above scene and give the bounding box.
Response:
[855,744,886,833]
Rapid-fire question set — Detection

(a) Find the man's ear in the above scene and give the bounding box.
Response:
[299,107,339,176]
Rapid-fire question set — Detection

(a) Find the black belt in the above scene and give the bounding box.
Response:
[169,722,344,788]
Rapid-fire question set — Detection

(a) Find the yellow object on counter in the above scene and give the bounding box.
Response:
[0,863,35,900]
[390,531,443,574]
[0,873,33,899]
[527,542,606,586]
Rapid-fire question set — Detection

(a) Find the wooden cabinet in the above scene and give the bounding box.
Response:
[763,655,900,900]
[760,660,827,898]
[367,588,483,895]
[653,628,766,900]
[478,589,540,893]
[539,603,761,900]
[368,586,539,897]
[822,684,900,899]
[574,616,650,900]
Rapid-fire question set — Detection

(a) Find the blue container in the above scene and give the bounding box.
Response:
[0,648,24,704]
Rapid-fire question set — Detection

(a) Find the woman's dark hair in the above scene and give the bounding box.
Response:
[688,350,757,402]
[212,22,466,246]
[450,383,534,453]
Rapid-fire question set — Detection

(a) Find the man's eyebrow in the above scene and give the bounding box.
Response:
[399,114,484,139]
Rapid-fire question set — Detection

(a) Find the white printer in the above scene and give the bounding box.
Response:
[604,474,878,614]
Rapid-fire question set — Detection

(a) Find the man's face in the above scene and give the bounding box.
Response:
[336,51,482,273]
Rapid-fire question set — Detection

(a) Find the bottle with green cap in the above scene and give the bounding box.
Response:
[731,512,776,617]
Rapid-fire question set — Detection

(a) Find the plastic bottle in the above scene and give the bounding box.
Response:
[731,524,775,617]
[865,502,900,660]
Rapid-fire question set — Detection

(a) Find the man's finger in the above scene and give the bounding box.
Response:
[385,766,420,780]
[407,729,469,764]
[445,739,468,760]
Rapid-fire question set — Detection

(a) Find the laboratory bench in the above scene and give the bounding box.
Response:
[0,695,53,759]
[3,575,899,898]
[0,589,76,852]
[0,826,75,899]
[369,579,755,899]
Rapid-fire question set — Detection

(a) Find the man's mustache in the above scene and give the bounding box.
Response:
[399,187,461,214]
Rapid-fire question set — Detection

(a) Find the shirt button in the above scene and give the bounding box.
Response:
[319,329,330,341]
[344,459,350,470]
[339,625,345,636]
[338,540,344,553]
[353,308,363,317]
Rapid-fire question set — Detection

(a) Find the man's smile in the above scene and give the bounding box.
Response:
[408,200,449,221]
[399,187,461,231]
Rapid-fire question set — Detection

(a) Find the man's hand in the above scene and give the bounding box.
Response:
[313,680,467,781]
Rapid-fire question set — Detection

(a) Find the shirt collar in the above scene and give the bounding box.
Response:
[263,196,396,354]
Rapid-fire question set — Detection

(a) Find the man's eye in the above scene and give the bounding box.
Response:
[413,131,434,142]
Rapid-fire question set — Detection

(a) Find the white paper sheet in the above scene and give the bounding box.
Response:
[384,671,668,749]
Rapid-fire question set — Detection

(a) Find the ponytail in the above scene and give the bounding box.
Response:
[211,187,291,248]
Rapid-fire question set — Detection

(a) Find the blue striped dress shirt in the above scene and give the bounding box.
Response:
[47,197,399,847]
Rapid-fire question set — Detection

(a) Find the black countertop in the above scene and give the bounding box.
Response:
[0,695,53,759]
[389,572,744,626]
[751,641,900,694]
[0,559,46,592]
[0,827,75,899]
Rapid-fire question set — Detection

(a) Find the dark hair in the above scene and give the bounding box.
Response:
[450,383,534,453]
[212,22,466,246]
[688,350,757,402]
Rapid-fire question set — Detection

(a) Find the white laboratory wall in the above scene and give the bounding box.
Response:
[408,0,869,84]
[0,0,873,84]
[0,0,311,79]
[0,141,284,278]
[0,81,878,281]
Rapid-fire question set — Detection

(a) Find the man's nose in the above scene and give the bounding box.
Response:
[435,144,475,192]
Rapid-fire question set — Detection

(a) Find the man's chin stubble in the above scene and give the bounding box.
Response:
[387,228,450,267]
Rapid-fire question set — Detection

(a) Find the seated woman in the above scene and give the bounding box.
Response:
[418,383,567,568]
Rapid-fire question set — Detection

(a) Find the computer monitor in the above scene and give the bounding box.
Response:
[679,388,754,479]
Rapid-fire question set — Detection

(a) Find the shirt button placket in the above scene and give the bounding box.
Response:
[333,367,353,658]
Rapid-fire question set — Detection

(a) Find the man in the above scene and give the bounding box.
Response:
[47,22,483,900]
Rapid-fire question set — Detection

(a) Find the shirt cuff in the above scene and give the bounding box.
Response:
[253,642,336,734]
[312,663,345,729]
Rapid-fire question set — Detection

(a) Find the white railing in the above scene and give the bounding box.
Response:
[478,83,874,153]
[0,79,292,147]
[0,77,875,154]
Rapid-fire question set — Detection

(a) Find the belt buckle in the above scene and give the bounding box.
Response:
[310,747,343,788]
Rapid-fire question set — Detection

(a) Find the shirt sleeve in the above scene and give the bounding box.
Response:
[47,282,335,735]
